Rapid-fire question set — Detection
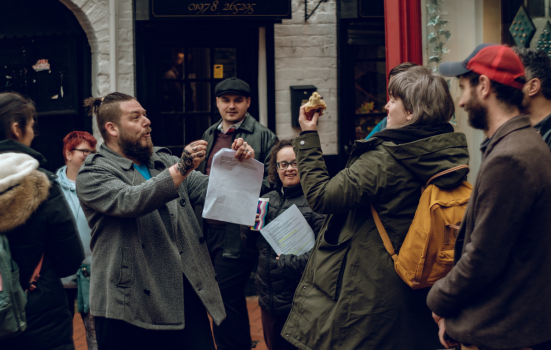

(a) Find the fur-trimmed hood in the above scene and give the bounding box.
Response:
[0,153,51,233]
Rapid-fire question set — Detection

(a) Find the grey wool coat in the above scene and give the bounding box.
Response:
[76,143,225,330]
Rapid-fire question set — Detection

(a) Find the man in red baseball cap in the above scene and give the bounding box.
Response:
[427,44,551,350]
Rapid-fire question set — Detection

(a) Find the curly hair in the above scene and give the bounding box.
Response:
[268,139,295,186]
[513,47,551,100]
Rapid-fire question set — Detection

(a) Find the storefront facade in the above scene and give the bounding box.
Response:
[2,0,545,177]
[133,0,285,157]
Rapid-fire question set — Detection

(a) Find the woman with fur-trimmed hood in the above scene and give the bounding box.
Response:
[0,92,84,350]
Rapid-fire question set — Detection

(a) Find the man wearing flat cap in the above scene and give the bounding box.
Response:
[196,77,277,350]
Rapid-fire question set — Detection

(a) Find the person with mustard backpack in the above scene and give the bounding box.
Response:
[281,66,470,350]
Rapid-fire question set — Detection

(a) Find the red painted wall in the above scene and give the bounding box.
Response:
[384,0,423,81]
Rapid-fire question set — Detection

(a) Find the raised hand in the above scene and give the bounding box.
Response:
[298,105,322,132]
[176,140,208,177]
[232,138,255,162]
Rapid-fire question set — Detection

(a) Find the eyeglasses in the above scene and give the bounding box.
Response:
[72,149,97,156]
[276,160,298,170]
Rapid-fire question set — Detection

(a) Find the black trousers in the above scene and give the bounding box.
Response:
[206,225,255,350]
[65,288,78,317]
[95,276,215,350]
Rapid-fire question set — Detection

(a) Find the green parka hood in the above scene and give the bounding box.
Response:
[353,131,470,189]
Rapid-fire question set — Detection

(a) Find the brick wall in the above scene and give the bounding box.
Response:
[274,0,338,154]
[116,0,135,97]
[60,0,135,144]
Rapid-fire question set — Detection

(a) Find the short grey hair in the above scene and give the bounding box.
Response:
[388,66,455,127]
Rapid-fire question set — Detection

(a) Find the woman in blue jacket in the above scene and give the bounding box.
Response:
[57,131,98,350]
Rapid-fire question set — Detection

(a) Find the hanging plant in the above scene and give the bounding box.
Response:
[427,0,456,125]
[427,0,452,72]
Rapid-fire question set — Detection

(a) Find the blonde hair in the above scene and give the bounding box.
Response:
[388,66,455,126]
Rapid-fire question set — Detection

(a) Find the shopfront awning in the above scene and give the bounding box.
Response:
[0,0,83,39]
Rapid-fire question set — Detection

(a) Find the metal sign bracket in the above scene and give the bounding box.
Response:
[305,0,328,21]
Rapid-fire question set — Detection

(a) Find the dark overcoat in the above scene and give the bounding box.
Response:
[0,140,84,350]
[282,130,469,350]
[428,116,551,348]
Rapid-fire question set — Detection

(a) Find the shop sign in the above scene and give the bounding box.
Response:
[152,0,291,18]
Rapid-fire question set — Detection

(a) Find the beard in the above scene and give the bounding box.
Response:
[119,127,153,164]
[464,90,489,131]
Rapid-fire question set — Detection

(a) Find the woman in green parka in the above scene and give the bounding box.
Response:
[281,66,470,350]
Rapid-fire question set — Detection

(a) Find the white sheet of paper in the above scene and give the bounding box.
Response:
[260,204,316,256]
[202,149,264,226]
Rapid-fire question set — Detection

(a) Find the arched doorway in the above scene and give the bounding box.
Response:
[0,0,92,171]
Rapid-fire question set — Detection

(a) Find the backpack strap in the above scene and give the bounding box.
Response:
[425,165,470,187]
[370,204,397,262]
[26,254,44,293]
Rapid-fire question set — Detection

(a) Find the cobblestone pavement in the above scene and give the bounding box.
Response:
[73,296,268,350]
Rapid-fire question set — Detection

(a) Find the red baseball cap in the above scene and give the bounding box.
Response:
[439,44,525,89]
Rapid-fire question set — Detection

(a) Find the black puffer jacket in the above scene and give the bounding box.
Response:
[241,184,325,315]
[0,140,84,350]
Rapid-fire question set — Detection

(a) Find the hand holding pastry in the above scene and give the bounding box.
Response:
[303,92,326,120]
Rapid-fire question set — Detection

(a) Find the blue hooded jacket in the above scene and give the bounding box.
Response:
[56,166,92,288]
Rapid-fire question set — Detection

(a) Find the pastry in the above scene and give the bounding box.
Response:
[304,92,327,119]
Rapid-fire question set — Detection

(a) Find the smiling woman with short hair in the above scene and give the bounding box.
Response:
[241,139,325,350]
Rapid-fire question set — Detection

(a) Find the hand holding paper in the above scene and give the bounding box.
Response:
[260,205,315,256]
[202,149,264,226]
[232,138,255,161]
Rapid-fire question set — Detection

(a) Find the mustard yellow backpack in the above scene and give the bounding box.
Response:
[370,165,472,289]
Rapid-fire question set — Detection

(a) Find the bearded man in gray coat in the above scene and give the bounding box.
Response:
[76,92,256,350]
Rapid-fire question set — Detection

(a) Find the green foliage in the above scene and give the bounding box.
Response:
[438,29,452,41]
[427,15,440,26]
[426,0,451,72]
